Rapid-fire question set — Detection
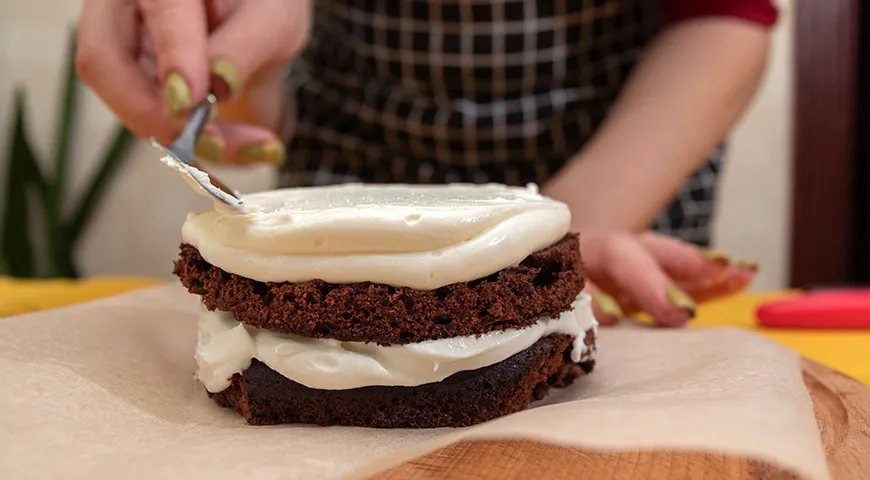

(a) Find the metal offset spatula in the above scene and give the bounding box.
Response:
[150,94,244,210]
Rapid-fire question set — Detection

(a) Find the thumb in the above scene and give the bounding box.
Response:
[206,0,311,100]
[138,0,210,117]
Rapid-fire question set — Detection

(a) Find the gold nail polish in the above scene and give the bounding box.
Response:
[698,248,730,265]
[238,142,285,165]
[164,72,191,117]
[734,260,760,273]
[210,60,241,97]
[665,285,696,317]
[194,133,225,163]
[592,291,624,319]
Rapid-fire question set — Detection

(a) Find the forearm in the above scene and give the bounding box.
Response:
[543,18,771,232]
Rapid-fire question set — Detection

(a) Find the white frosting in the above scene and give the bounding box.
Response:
[195,294,597,392]
[160,153,215,200]
[159,151,244,212]
[181,183,570,289]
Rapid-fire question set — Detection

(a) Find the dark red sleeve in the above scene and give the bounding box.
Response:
[662,0,779,27]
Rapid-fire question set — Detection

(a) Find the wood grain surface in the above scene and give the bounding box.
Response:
[374,359,870,480]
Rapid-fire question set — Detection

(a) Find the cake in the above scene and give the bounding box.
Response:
[173,183,598,428]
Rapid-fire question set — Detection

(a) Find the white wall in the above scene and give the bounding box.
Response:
[0,0,793,289]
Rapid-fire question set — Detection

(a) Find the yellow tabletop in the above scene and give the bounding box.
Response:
[1,277,868,385]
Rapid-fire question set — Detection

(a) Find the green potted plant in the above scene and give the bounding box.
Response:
[1,30,135,278]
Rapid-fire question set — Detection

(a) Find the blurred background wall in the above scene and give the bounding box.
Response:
[0,0,793,289]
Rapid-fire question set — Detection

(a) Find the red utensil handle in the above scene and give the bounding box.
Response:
[756,292,870,329]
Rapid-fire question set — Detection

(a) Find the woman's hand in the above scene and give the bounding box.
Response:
[76,0,311,165]
[582,232,756,326]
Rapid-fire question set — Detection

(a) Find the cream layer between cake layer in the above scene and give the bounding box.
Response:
[195,294,598,392]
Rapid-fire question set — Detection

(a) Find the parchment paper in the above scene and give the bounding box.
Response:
[0,284,829,480]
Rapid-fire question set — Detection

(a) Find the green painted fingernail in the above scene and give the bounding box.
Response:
[734,260,760,272]
[592,291,624,319]
[698,248,730,265]
[238,141,285,165]
[666,285,696,317]
[210,60,241,97]
[194,133,224,163]
[164,72,191,117]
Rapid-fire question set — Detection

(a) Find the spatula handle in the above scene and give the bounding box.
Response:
[756,290,870,329]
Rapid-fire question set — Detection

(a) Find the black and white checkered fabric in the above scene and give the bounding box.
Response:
[280,0,722,246]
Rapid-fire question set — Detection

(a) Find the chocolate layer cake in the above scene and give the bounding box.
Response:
[212,333,595,428]
[174,183,598,428]
[174,233,583,344]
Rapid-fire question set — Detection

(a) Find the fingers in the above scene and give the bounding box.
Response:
[206,0,311,100]
[682,268,755,304]
[642,232,759,302]
[136,30,160,81]
[640,232,730,285]
[205,0,239,30]
[641,232,763,293]
[138,0,210,117]
[597,234,696,327]
[582,231,760,326]
[584,281,623,326]
[77,0,178,142]
[195,121,284,166]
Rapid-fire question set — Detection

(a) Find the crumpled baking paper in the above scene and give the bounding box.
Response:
[0,284,828,480]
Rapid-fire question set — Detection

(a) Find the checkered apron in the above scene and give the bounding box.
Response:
[280,0,723,246]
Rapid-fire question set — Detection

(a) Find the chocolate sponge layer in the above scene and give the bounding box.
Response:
[209,330,596,428]
[174,233,584,344]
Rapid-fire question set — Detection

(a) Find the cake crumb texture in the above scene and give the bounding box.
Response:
[174,234,584,344]
[210,331,596,428]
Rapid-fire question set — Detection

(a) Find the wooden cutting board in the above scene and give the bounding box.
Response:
[375,359,870,480]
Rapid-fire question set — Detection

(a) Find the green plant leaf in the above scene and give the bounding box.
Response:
[2,25,134,280]
[67,126,135,243]
[44,28,80,278]
[1,89,38,278]
[21,138,48,200]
